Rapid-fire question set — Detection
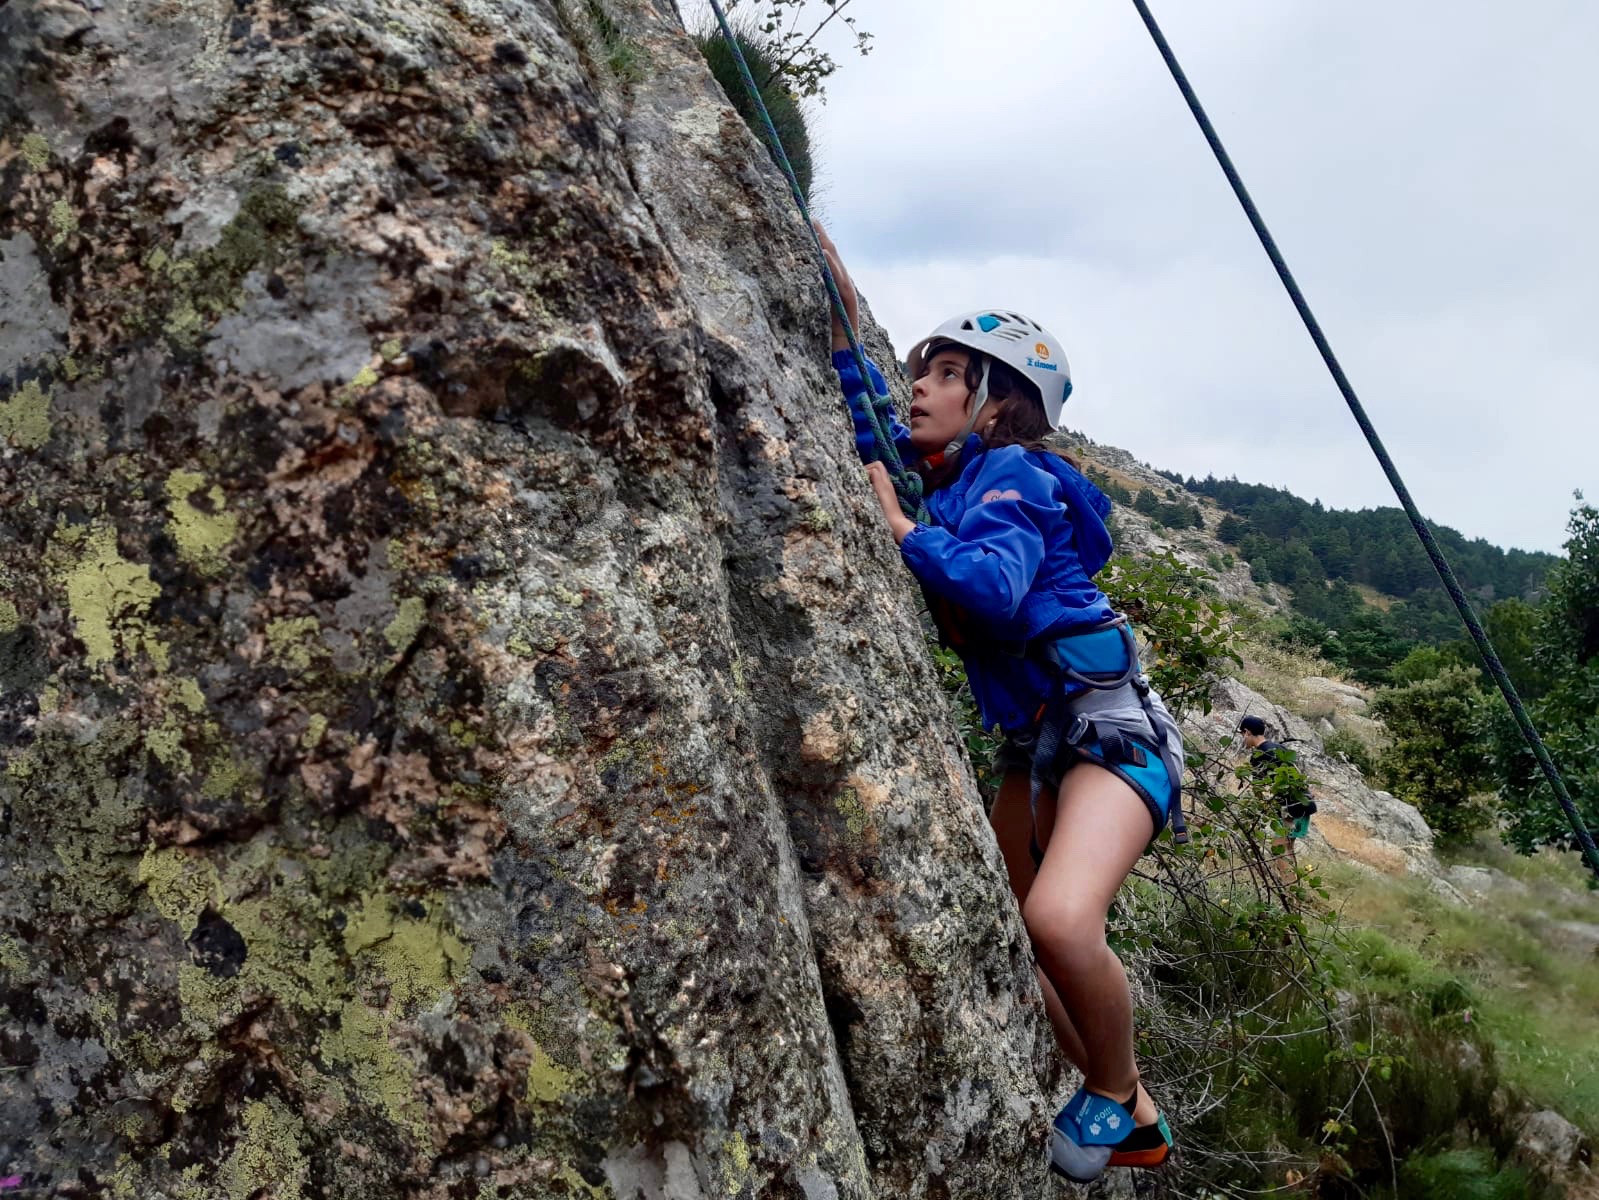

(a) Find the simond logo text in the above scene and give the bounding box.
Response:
[1027,357,1060,372]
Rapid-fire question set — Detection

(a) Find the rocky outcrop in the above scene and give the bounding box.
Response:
[1200,677,1438,877]
[0,2,1054,1196]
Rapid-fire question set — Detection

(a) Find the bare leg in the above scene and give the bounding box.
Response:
[988,770,1089,1069]
[1025,762,1159,1125]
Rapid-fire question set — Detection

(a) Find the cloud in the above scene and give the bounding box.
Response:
[792,0,1598,551]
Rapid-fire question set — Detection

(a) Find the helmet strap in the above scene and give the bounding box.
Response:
[944,358,991,460]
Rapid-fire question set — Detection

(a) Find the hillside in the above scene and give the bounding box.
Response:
[1065,437,1599,1194]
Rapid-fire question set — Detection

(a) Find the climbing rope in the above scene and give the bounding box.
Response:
[1130,0,1599,880]
[703,0,927,524]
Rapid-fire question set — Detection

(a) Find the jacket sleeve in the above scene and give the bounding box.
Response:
[832,349,915,466]
[899,448,1062,620]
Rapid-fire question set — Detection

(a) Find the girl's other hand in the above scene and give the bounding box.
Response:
[865,462,916,544]
[813,221,860,351]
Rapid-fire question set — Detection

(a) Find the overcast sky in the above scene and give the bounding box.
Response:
[719,0,1599,554]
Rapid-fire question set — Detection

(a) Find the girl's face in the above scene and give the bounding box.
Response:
[909,347,999,453]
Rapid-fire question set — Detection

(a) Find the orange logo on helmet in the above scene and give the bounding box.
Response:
[1034,342,1050,359]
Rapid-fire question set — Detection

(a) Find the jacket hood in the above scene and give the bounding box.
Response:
[1039,455,1114,577]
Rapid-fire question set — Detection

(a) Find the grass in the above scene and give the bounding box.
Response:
[1322,838,1599,1135]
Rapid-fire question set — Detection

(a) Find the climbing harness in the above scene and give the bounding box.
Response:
[1025,617,1190,846]
[1129,0,1599,881]
[703,0,926,524]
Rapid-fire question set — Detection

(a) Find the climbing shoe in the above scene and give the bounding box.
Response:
[1049,1085,1173,1182]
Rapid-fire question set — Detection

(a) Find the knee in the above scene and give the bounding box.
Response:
[1022,892,1108,963]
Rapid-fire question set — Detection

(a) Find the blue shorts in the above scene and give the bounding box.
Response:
[997,720,1180,842]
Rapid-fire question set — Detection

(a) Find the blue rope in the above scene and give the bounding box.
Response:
[1130,0,1599,880]
[703,0,927,524]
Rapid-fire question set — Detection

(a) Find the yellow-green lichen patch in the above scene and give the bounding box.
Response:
[163,301,207,350]
[833,787,869,840]
[379,339,403,361]
[178,962,244,1033]
[21,132,50,171]
[342,891,469,1009]
[145,713,194,773]
[265,616,321,671]
[171,676,207,713]
[720,1130,753,1195]
[61,528,166,667]
[384,595,427,652]
[200,750,252,803]
[320,998,426,1140]
[220,1097,309,1200]
[301,713,328,749]
[349,364,379,390]
[527,1040,577,1104]
[0,598,18,634]
[0,378,52,450]
[0,935,30,976]
[164,470,238,575]
[138,847,220,930]
[47,199,77,246]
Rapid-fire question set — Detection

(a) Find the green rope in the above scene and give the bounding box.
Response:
[703,0,927,523]
[1131,0,1599,880]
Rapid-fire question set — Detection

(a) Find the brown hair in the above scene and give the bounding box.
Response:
[914,345,1076,492]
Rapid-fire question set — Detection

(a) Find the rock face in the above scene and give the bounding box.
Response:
[0,3,1054,1196]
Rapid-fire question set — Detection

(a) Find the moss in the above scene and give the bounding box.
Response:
[220,1097,309,1200]
[342,891,469,1009]
[383,595,427,652]
[265,616,321,671]
[0,599,18,634]
[21,132,50,171]
[47,198,77,246]
[138,847,220,929]
[0,378,52,450]
[60,527,166,667]
[164,470,239,575]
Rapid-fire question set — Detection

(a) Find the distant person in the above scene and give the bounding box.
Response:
[1239,715,1315,881]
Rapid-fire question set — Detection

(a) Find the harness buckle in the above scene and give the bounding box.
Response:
[1064,713,1092,747]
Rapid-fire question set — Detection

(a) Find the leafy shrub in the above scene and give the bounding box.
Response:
[1372,667,1494,842]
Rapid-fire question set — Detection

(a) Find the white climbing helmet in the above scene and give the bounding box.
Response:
[905,309,1073,432]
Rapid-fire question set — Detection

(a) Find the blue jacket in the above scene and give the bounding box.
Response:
[834,350,1117,732]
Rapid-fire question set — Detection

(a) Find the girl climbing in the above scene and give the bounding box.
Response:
[815,224,1182,1183]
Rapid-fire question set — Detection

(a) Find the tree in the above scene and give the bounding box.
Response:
[1372,667,1494,842]
[1489,499,1599,853]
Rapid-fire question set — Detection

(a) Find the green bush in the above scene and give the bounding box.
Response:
[1372,667,1493,842]
[694,24,815,199]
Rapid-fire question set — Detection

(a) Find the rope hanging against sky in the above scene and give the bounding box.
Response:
[1128,0,1599,881]
[703,0,927,524]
